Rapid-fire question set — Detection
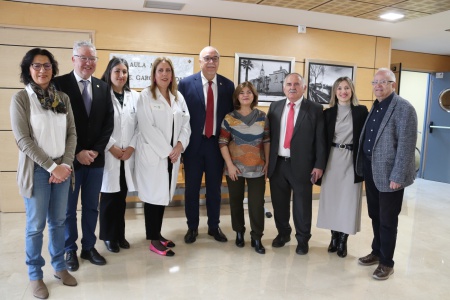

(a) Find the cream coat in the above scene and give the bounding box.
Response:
[135,87,191,205]
[101,89,139,193]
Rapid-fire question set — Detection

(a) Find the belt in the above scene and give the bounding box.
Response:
[278,156,290,161]
[331,143,353,151]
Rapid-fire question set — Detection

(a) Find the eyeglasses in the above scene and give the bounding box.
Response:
[74,55,98,62]
[31,63,52,71]
[202,56,219,62]
[371,80,394,86]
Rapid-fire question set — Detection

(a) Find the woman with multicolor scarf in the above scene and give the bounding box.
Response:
[10,48,77,299]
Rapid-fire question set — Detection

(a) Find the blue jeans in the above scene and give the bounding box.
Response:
[65,166,103,252]
[24,165,70,280]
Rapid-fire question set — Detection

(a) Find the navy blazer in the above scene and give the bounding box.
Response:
[178,72,234,157]
[323,104,368,184]
[267,98,327,184]
[54,71,114,169]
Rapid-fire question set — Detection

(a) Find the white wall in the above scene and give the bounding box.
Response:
[399,71,429,151]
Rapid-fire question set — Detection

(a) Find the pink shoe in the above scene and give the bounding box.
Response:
[149,243,175,257]
[160,239,175,248]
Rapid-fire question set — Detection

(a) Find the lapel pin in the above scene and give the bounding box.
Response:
[220,82,222,85]
[97,85,99,88]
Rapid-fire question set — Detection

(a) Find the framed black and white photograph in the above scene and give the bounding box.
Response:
[235,53,295,105]
[305,59,356,105]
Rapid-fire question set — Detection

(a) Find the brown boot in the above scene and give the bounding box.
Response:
[54,270,78,286]
[30,279,49,299]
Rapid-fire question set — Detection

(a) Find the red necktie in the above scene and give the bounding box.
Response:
[284,102,295,149]
[205,81,214,138]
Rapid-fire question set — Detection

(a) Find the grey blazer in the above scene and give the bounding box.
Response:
[10,89,77,198]
[356,93,417,192]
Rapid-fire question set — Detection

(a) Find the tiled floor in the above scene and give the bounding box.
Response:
[1,178,449,299]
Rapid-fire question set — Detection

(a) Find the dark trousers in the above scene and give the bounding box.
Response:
[226,175,266,240]
[184,136,224,230]
[65,166,103,252]
[364,156,404,267]
[269,157,312,244]
[144,158,173,240]
[99,161,127,241]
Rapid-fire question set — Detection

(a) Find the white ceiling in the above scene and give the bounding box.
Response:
[10,0,450,55]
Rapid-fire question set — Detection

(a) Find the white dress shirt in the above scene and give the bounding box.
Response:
[278,97,303,157]
[201,72,218,136]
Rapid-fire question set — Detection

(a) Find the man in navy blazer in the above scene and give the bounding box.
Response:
[267,73,326,255]
[178,46,234,244]
[54,41,114,271]
[356,68,417,280]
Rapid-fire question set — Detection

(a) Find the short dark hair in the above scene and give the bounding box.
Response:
[20,48,59,85]
[233,81,258,110]
[101,57,131,91]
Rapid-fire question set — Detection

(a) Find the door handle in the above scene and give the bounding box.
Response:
[429,121,450,133]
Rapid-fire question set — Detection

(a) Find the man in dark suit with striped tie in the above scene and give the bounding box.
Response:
[54,40,114,271]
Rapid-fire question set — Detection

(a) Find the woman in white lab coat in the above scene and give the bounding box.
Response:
[135,57,191,257]
[99,57,139,253]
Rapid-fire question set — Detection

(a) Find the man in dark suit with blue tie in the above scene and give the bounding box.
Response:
[178,46,234,244]
[54,41,114,271]
[267,73,326,255]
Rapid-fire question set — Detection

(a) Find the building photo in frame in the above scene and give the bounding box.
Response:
[305,59,356,105]
[235,53,295,105]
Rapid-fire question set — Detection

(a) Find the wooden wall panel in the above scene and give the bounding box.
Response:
[391,50,450,72]
[374,37,391,69]
[211,19,379,68]
[0,89,17,130]
[1,45,76,88]
[355,68,375,101]
[0,2,210,55]
[0,26,92,47]
[0,132,19,172]
[0,172,23,212]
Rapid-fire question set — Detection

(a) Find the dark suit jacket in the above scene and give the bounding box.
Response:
[267,98,327,184]
[323,104,368,184]
[178,71,234,157]
[54,71,114,169]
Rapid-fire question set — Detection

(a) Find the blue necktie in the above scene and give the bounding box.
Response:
[81,80,92,116]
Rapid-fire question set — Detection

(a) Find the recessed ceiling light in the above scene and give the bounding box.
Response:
[143,0,185,10]
[380,12,404,21]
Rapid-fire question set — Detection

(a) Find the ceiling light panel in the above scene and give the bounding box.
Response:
[143,0,185,10]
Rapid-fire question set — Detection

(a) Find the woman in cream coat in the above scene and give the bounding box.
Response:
[135,57,191,257]
[99,57,138,253]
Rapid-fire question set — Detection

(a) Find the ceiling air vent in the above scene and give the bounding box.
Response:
[143,0,185,10]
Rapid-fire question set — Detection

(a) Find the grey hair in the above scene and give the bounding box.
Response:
[376,68,396,82]
[283,73,306,88]
[199,46,220,59]
[73,40,96,55]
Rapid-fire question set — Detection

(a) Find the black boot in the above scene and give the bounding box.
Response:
[328,230,339,253]
[235,232,245,248]
[251,238,265,254]
[337,233,349,258]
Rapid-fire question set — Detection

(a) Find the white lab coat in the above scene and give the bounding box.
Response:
[135,87,191,205]
[101,89,139,193]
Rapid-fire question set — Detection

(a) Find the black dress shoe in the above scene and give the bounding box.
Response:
[104,240,120,253]
[208,227,228,242]
[80,248,106,265]
[235,232,245,248]
[251,238,266,254]
[272,234,291,248]
[65,250,79,272]
[328,230,339,253]
[184,229,198,244]
[118,239,130,249]
[296,242,309,255]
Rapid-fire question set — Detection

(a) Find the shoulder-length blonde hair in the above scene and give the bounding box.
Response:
[329,76,359,107]
[150,57,178,101]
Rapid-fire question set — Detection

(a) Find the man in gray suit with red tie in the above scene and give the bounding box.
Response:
[178,46,234,244]
[267,73,326,255]
[54,41,114,271]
